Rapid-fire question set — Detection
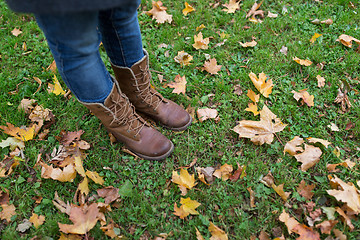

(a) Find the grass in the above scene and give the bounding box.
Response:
[1,0,360,239]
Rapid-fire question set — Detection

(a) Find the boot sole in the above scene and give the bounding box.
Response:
[130,141,174,161]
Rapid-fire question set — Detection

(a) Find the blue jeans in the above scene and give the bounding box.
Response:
[35,0,144,103]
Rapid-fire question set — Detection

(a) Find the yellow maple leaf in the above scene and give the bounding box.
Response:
[233,105,287,145]
[173,197,201,219]
[213,163,233,181]
[310,33,322,43]
[77,177,89,195]
[182,2,195,16]
[174,51,193,66]
[271,183,291,202]
[293,57,312,66]
[336,34,360,48]
[245,102,259,116]
[193,32,210,50]
[209,222,228,240]
[166,75,187,95]
[248,72,273,98]
[48,75,66,95]
[58,203,99,235]
[0,123,36,142]
[86,170,104,185]
[222,0,240,13]
[246,89,260,103]
[172,168,197,195]
[29,213,45,228]
[196,24,206,31]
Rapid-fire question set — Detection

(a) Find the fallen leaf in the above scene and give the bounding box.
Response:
[246,2,264,19]
[335,207,354,231]
[58,130,84,146]
[58,203,100,235]
[261,171,274,187]
[74,156,86,177]
[328,122,340,132]
[248,72,273,98]
[209,222,228,240]
[310,33,322,43]
[47,60,57,73]
[203,58,222,75]
[284,136,304,156]
[182,2,195,16]
[280,46,288,55]
[174,51,193,66]
[197,108,218,122]
[195,227,205,240]
[307,137,331,148]
[327,176,360,214]
[0,204,16,222]
[0,190,9,205]
[272,183,291,202]
[334,88,352,112]
[196,24,206,31]
[297,180,315,200]
[239,40,257,47]
[166,75,186,95]
[40,161,77,182]
[293,57,312,66]
[193,32,210,50]
[327,159,356,172]
[97,186,120,204]
[213,163,233,181]
[48,75,66,95]
[86,170,104,185]
[173,197,201,219]
[316,75,325,88]
[245,102,259,116]
[11,28,22,36]
[196,166,215,185]
[267,11,278,18]
[18,98,36,113]
[0,123,36,141]
[29,213,45,228]
[146,1,173,24]
[279,210,320,239]
[247,187,256,208]
[16,219,31,232]
[222,0,240,13]
[77,177,89,196]
[172,168,197,195]
[315,220,338,234]
[247,89,260,103]
[0,156,20,178]
[233,105,287,145]
[333,229,347,240]
[0,137,25,150]
[294,144,322,171]
[321,18,333,25]
[29,105,52,122]
[229,163,246,181]
[291,89,314,107]
[336,34,360,48]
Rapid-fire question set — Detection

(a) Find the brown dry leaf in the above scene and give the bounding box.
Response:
[239,40,257,47]
[18,98,36,114]
[11,28,22,36]
[297,180,315,200]
[85,170,104,185]
[182,2,195,16]
[327,175,360,214]
[336,34,360,48]
[315,220,338,234]
[0,123,36,141]
[292,89,314,107]
[97,186,120,204]
[47,60,57,73]
[334,88,352,112]
[196,167,215,185]
[213,163,233,181]
[173,197,201,219]
[246,1,264,18]
[309,33,322,43]
[294,144,322,171]
[327,159,356,172]
[233,105,287,145]
[59,130,85,146]
[0,204,16,222]
[48,75,66,95]
[195,227,205,240]
[203,58,222,75]
[29,213,45,228]
[335,207,354,231]
[58,203,100,235]
[261,171,274,187]
[284,136,304,156]
[146,1,173,24]
[245,102,259,116]
[0,156,20,178]
[333,229,347,240]
[316,75,325,88]
[209,222,228,240]
[174,51,193,66]
[193,32,210,50]
[272,183,291,202]
[74,155,86,177]
[172,168,197,195]
[29,105,52,122]
[247,89,260,103]
[222,0,240,14]
[321,18,333,25]
[229,163,246,182]
[53,192,72,215]
[197,108,218,122]
[279,210,320,239]
[307,137,331,148]
[247,187,256,208]
[0,190,9,205]
[166,75,186,95]
[248,72,273,98]
[293,57,313,66]
[267,11,278,18]
[40,161,77,182]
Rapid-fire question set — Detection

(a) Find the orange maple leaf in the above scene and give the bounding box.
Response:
[293,57,312,66]
[146,1,173,24]
[292,89,314,107]
[193,32,210,50]
[182,2,195,16]
[166,75,187,95]
[203,58,222,75]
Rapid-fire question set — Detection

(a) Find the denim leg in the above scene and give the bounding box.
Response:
[98,0,144,68]
[35,12,113,103]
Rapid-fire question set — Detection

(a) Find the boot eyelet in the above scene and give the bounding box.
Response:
[153,109,156,112]
[127,130,130,133]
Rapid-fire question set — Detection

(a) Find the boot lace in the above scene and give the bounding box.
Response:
[133,66,164,110]
[107,93,145,137]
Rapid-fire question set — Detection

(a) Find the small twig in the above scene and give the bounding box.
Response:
[274,133,284,146]
[149,69,165,75]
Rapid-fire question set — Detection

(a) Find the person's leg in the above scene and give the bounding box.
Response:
[35,12,113,103]
[98,0,144,67]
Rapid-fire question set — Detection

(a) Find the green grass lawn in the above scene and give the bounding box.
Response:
[1,0,360,239]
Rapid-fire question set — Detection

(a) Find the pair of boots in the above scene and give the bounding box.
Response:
[81,52,191,160]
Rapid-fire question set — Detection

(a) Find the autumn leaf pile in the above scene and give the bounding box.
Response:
[1,0,360,239]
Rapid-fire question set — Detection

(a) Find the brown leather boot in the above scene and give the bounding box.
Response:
[111,51,192,131]
[81,82,173,160]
